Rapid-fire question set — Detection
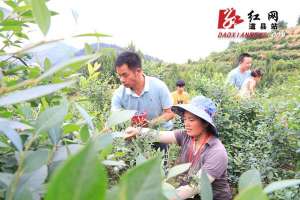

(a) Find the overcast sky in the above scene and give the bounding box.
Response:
[27,0,300,63]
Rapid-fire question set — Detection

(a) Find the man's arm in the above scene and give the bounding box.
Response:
[151,80,175,127]
[149,108,175,127]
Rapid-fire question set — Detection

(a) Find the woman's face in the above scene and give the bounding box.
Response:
[183,111,207,137]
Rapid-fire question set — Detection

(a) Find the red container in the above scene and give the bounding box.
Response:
[131,112,148,127]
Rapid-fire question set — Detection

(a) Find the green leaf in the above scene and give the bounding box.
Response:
[0,19,24,26]
[35,99,68,134]
[200,170,213,200]
[41,97,49,110]
[63,123,80,134]
[0,172,13,187]
[45,142,107,200]
[79,125,90,143]
[93,134,114,152]
[50,10,59,16]
[37,55,96,81]
[264,179,300,194]
[234,185,268,200]
[15,32,29,40]
[44,57,52,70]
[0,81,75,106]
[0,141,9,148]
[87,63,94,75]
[0,118,32,130]
[48,125,62,145]
[84,43,94,54]
[117,157,163,200]
[15,165,48,200]
[0,10,4,21]
[27,66,41,79]
[73,32,111,38]
[18,103,34,120]
[106,110,136,128]
[99,144,113,160]
[106,186,119,200]
[0,109,13,118]
[23,149,49,173]
[7,165,48,200]
[14,5,32,13]
[30,0,51,35]
[0,123,23,151]
[14,186,33,200]
[53,144,83,162]
[0,25,22,31]
[238,169,262,192]
[166,163,191,180]
[136,153,147,166]
[75,103,94,130]
[5,0,18,9]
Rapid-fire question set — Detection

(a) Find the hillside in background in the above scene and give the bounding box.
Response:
[178,26,300,90]
[28,42,78,66]
[202,26,300,75]
[22,42,161,68]
[75,42,162,62]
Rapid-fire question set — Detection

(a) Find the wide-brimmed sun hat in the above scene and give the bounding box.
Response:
[171,95,218,136]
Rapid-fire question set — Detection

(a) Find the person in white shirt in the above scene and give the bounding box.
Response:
[238,68,263,99]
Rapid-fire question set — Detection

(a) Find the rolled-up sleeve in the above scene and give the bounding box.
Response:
[159,81,172,109]
[174,130,185,146]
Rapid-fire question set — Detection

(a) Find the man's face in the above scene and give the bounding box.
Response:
[116,64,141,88]
[176,86,184,93]
[240,57,252,71]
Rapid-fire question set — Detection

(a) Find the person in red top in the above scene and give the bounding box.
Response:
[125,96,231,200]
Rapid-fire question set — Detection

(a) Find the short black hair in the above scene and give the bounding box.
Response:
[251,68,263,77]
[238,53,252,64]
[115,51,141,70]
[176,79,185,87]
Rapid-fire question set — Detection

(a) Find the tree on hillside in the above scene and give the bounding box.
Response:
[278,20,288,29]
[297,15,300,26]
[125,41,144,60]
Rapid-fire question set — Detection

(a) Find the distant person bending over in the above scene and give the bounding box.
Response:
[226,53,252,89]
[111,51,175,130]
[238,68,263,99]
[125,96,232,200]
[171,79,190,105]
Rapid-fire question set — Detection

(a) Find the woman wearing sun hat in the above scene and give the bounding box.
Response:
[125,96,232,200]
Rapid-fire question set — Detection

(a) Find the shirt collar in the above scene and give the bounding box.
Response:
[125,75,149,97]
[207,136,218,146]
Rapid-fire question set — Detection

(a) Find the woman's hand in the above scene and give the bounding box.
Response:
[124,127,139,140]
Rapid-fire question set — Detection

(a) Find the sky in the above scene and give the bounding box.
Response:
[26,0,300,63]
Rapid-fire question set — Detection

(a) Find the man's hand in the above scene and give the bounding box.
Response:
[124,127,139,140]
